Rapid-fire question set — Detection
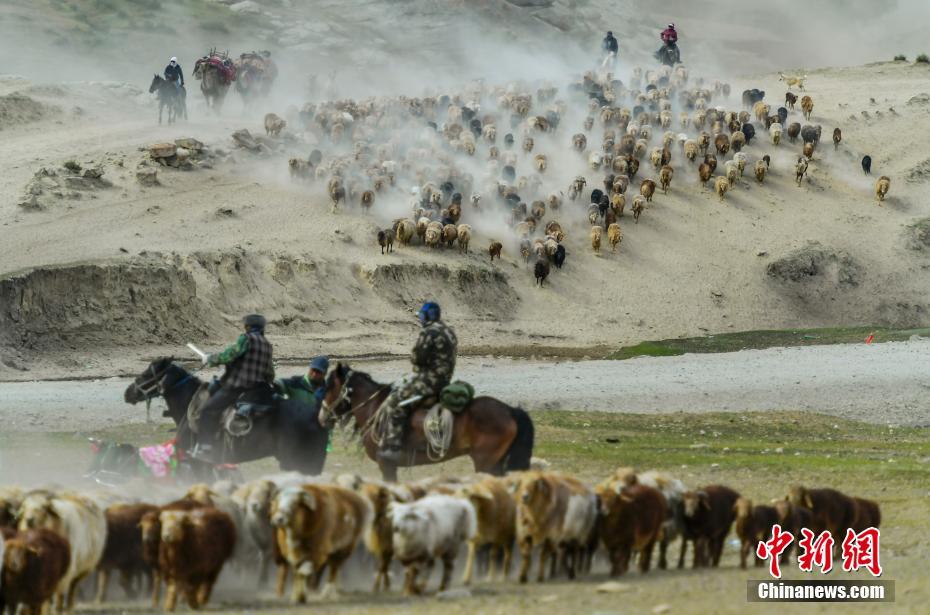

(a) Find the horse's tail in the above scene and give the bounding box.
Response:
[503,406,534,472]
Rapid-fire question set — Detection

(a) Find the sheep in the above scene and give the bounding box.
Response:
[545,220,565,240]
[724,161,739,186]
[488,241,503,262]
[326,176,347,212]
[754,160,767,184]
[786,486,857,539]
[568,176,586,201]
[800,95,814,120]
[714,176,730,201]
[633,139,648,159]
[587,151,603,170]
[590,226,602,254]
[288,158,313,181]
[640,178,656,202]
[271,485,371,602]
[607,223,622,252]
[572,133,587,151]
[159,508,236,611]
[531,201,546,221]
[0,487,23,530]
[352,481,409,592]
[523,135,535,153]
[631,195,646,223]
[733,152,748,177]
[795,158,809,185]
[1,529,71,615]
[649,147,663,171]
[389,495,476,596]
[18,490,107,611]
[803,142,814,160]
[833,127,842,150]
[264,113,286,136]
[534,258,550,286]
[773,500,814,563]
[425,222,443,249]
[770,122,783,145]
[416,216,430,243]
[456,224,472,254]
[377,229,395,254]
[520,239,532,263]
[394,218,414,246]
[785,91,798,109]
[875,176,891,202]
[733,498,779,569]
[610,193,626,217]
[612,175,629,195]
[730,130,746,153]
[659,165,674,193]
[714,133,729,156]
[442,224,458,249]
[787,122,801,143]
[546,192,562,210]
[595,481,666,576]
[534,154,547,172]
[96,503,159,603]
[361,190,375,212]
[681,485,740,568]
[513,472,598,583]
[752,101,770,124]
[763,154,771,168]
[861,155,872,174]
[684,139,698,163]
[698,163,712,187]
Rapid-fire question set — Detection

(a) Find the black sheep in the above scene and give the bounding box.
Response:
[741,88,765,108]
[740,124,755,144]
[502,165,516,182]
[777,107,788,125]
[553,244,566,269]
[534,258,550,286]
[504,133,515,148]
[598,194,610,218]
[590,188,604,204]
[861,155,872,174]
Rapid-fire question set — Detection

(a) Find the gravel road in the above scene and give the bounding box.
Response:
[1,340,928,431]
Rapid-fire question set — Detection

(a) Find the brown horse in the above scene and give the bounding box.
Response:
[320,362,534,482]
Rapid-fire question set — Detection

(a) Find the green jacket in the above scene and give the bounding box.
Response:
[275,374,324,406]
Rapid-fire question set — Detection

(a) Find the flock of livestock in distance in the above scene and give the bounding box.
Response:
[0,469,880,612]
[269,63,889,286]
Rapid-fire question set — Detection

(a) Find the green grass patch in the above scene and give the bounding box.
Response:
[916,54,930,64]
[894,54,907,61]
[607,325,930,360]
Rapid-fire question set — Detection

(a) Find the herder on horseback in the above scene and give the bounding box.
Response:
[376,302,457,462]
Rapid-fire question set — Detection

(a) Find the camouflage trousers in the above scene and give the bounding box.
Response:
[378,375,442,450]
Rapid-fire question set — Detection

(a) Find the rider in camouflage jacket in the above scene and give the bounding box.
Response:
[378,301,457,462]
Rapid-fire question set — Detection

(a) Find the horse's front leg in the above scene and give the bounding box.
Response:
[158,102,163,125]
[379,461,398,483]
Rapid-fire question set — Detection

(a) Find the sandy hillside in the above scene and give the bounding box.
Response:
[1,1,930,379]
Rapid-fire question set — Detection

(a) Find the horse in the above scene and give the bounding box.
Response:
[124,357,328,475]
[149,74,186,125]
[193,58,231,112]
[320,362,534,482]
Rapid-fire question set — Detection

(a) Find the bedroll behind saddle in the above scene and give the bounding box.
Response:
[439,380,474,413]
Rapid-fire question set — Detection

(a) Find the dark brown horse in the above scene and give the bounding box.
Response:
[320,362,534,482]
[124,357,328,475]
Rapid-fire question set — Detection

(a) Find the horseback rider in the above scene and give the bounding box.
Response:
[193,314,274,459]
[164,57,185,90]
[660,23,678,46]
[377,302,458,462]
[276,355,329,405]
[602,31,619,55]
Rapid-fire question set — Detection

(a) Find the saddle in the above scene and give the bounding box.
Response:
[225,385,278,437]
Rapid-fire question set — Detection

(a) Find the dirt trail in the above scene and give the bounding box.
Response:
[2,340,927,432]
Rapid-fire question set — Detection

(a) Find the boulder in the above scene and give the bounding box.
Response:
[149,142,177,158]
[136,168,159,186]
[766,242,861,287]
[231,129,261,151]
[175,137,204,152]
[175,147,191,162]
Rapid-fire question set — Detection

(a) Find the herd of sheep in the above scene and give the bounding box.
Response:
[274,61,891,288]
[0,470,880,611]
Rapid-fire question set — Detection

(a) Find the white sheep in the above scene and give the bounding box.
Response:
[390,495,476,596]
[769,122,783,145]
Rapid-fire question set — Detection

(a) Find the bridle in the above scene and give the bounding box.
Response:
[132,362,196,421]
[321,367,389,426]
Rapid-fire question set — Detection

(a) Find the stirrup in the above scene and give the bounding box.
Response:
[378,446,402,462]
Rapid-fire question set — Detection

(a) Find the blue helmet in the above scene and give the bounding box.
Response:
[417,302,441,324]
